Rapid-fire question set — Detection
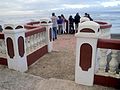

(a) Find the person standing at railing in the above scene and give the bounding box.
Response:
[80,13,91,23]
[61,14,66,34]
[57,16,63,35]
[0,25,3,32]
[74,13,80,33]
[87,14,93,21]
[69,15,74,34]
[51,13,58,40]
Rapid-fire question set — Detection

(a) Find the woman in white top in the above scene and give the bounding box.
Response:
[61,14,66,34]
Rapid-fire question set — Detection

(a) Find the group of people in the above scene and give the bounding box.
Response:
[68,13,81,34]
[51,12,93,40]
[51,13,67,40]
[68,13,93,34]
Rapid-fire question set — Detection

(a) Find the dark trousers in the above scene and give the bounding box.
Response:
[69,24,74,34]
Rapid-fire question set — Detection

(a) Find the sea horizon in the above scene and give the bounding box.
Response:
[0,10,120,34]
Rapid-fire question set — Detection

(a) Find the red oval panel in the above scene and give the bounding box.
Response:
[6,37,15,58]
[49,28,52,42]
[18,36,25,57]
[80,28,95,33]
[80,43,92,71]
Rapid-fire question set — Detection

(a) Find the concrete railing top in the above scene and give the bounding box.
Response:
[97,38,120,50]
[40,18,52,24]
[25,27,46,37]
[79,21,100,33]
[95,21,112,29]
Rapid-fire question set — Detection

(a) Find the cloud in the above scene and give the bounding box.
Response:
[63,4,90,9]
[101,0,120,7]
[0,0,120,16]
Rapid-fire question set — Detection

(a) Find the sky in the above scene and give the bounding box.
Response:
[0,0,120,16]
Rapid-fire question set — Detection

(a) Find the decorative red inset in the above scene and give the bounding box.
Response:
[18,36,25,57]
[49,28,52,42]
[80,28,95,33]
[80,43,92,71]
[6,37,15,58]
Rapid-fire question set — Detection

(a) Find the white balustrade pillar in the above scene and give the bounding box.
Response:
[98,49,108,73]
[40,18,53,52]
[75,21,100,86]
[109,50,118,75]
[3,24,28,72]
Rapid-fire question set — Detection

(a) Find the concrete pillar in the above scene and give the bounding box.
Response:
[3,23,28,72]
[75,21,100,86]
[40,18,53,52]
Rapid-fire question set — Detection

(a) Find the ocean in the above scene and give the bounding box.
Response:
[90,11,120,34]
[0,11,120,34]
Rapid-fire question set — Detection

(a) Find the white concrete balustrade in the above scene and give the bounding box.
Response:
[99,27,111,39]
[109,50,119,75]
[25,31,46,55]
[98,49,108,73]
[96,49,120,78]
[75,20,120,87]
[96,22,120,78]
[0,39,6,58]
[1,18,52,72]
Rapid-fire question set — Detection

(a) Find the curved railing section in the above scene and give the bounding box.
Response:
[24,19,53,66]
[24,21,48,66]
[96,21,112,38]
[24,24,46,55]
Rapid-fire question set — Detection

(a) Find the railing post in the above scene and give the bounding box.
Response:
[40,18,53,52]
[75,21,100,86]
[3,23,28,72]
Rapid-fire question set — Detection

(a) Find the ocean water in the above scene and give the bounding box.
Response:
[0,11,120,34]
[91,11,120,34]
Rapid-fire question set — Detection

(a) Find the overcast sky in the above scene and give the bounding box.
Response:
[0,0,120,16]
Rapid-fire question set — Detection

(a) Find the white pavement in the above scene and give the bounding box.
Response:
[0,65,117,90]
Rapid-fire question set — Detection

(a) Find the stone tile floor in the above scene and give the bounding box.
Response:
[0,34,119,90]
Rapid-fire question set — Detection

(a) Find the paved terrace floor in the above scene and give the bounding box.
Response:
[0,34,119,90]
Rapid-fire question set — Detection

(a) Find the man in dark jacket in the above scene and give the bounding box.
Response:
[69,15,74,34]
[74,13,80,33]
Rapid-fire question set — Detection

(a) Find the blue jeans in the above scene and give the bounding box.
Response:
[53,27,57,39]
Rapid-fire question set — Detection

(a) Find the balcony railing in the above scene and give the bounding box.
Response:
[25,26,46,55]
[0,18,52,72]
[75,20,120,88]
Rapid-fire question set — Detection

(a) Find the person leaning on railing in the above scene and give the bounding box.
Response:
[74,13,80,33]
[0,25,3,32]
[80,13,93,23]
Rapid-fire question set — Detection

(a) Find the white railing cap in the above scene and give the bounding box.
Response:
[4,23,24,30]
[78,21,100,34]
[40,18,52,24]
[80,17,90,23]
